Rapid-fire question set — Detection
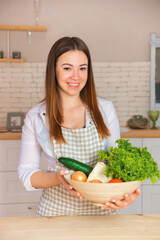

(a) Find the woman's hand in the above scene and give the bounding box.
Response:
[58,169,84,199]
[101,188,142,210]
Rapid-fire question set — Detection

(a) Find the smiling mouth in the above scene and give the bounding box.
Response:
[67,83,80,88]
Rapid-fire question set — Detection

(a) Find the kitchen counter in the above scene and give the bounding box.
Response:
[0,214,160,240]
[121,127,160,138]
[0,128,160,140]
[0,131,21,140]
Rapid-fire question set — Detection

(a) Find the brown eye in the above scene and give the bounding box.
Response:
[80,67,87,71]
[64,67,71,71]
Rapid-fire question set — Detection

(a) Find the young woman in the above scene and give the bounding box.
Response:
[18,37,141,216]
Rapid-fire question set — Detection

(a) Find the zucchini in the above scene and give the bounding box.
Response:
[58,157,93,176]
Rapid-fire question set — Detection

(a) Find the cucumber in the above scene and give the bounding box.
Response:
[58,157,93,176]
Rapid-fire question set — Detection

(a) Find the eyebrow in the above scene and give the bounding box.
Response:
[61,63,88,67]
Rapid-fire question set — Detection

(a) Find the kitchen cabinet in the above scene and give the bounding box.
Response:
[0,136,160,217]
[142,138,160,214]
[142,185,160,214]
[117,138,160,215]
[0,140,47,217]
[142,138,160,184]
[0,204,37,218]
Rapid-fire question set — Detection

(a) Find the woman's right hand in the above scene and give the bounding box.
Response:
[57,169,84,199]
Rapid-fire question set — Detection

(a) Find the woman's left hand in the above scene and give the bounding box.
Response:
[58,169,85,199]
[101,188,142,210]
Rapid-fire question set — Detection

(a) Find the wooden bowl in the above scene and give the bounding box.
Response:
[64,171,141,205]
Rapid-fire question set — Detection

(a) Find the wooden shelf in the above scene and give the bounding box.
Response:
[0,58,25,63]
[0,25,47,61]
[0,25,47,32]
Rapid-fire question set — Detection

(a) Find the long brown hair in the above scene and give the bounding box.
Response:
[45,37,110,143]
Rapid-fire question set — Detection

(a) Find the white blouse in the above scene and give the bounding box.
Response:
[18,98,120,191]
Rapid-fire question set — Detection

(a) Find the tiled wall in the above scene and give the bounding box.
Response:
[0,62,150,128]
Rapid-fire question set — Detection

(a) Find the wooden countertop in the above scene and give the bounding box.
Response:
[0,214,160,240]
[0,131,21,140]
[0,128,160,140]
[121,127,160,138]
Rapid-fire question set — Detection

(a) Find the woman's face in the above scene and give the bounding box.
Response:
[56,50,88,98]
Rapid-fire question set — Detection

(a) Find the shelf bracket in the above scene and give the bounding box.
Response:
[7,30,10,58]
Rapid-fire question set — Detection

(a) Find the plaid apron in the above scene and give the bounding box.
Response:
[36,112,114,216]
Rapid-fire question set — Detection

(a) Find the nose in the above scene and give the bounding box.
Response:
[71,68,79,80]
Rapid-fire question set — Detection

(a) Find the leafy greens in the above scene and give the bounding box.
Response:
[98,138,160,185]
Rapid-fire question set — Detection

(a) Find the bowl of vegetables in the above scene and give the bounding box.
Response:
[64,170,141,205]
[60,139,160,205]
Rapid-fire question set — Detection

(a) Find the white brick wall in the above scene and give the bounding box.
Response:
[93,62,150,127]
[0,62,150,128]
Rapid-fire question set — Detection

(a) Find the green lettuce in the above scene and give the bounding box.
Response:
[98,138,160,185]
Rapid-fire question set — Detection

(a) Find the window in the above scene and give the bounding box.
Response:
[150,33,160,126]
[155,48,160,103]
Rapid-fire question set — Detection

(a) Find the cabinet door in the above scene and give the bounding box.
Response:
[125,138,143,147]
[142,138,160,214]
[0,140,21,171]
[0,140,48,171]
[142,138,160,185]
[117,185,142,215]
[142,184,160,214]
[0,203,38,217]
[0,172,42,204]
